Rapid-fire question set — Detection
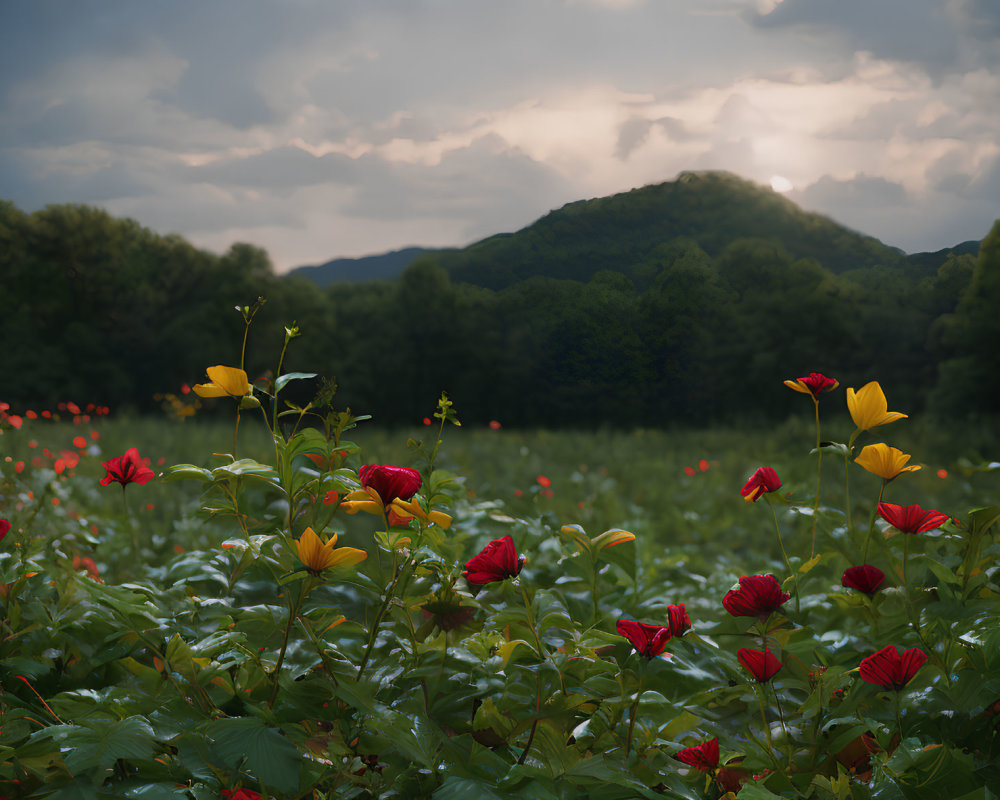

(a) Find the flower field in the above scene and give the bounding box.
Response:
[1,331,999,798]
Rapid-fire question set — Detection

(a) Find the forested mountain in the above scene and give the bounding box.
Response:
[1,176,998,427]
[290,247,442,286]
[435,172,907,289]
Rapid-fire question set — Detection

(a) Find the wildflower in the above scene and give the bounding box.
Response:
[463,535,524,585]
[341,464,422,516]
[100,448,155,487]
[842,565,886,595]
[737,648,784,682]
[847,382,907,432]
[0,519,9,542]
[667,603,692,637]
[73,555,102,582]
[859,645,927,690]
[221,790,262,800]
[192,365,251,398]
[784,372,838,397]
[877,502,949,534]
[855,444,921,481]
[295,527,367,575]
[673,737,719,771]
[390,497,452,529]
[359,464,421,505]
[489,420,502,430]
[740,467,781,502]
[537,475,551,488]
[616,619,672,658]
[722,574,790,618]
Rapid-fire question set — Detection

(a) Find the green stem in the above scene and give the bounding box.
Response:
[810,398,822,557]
[269,578,309,707]
[625,670,645,757]
[122,486,138,562]
[862,480,886,563]
[844,451,853,535]
[767,497,799,614]
[757,683,776,759]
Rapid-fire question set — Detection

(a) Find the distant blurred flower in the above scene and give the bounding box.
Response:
[740,467,781,502]
[738,648,784,682]
[842,565,886,595]
[463,535,524,585]
[860,645,927,690]
[877,502,948,534]
[100,447,154,487]
[489,420,502,430]
[193,365,251,398]
[847,382,906,432]
[616,619,672,658]
[723,574,790,618]
[784,372,838,397]
[855,444,920,481]
[674,737,719,771]
[295,527,367,575]
[537,475,551,487]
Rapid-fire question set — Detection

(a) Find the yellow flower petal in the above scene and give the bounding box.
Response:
[327,547,368,568]
[854,443,922,481]
[783,379,812,395]
[205,365,250,396]
[847,382,907,432]
[192,383,228,398]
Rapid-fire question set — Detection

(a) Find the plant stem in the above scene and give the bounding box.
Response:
[862,480,886,563]
[810,398,822,557]
[756,683,776,758]
[269,578,309,707]
[767,497,799,614]
[625,670,645,757]
[844,451,853,535]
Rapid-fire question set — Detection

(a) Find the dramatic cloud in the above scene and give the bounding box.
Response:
[1,0,997,270]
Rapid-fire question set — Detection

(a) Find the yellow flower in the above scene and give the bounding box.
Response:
[390,497,452,529]
[339,486,385,516]
[846,382,907,432]
[295,527,367,574]
[193,365,251,398]
[854,443,921,481]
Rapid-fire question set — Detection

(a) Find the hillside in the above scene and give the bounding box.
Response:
[434,171,908,289]
[289,246,442,286]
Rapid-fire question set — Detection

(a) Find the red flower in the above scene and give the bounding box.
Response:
[358,464,422,505]
[0,519,9,542]
[100,448,154,487]
[221,790,262,800]
[737,648,784,682]
[722,574,790,618]
[859,645,927,690]
[463,536,524,585]
[673,737,719,771]
[616,619,672,658]
[842,565,886,595]
[784,372,839,397]
[740,467,781,502]
[667,603,691,637]
[877,503,949,534]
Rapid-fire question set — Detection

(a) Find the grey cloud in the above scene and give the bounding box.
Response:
[795,173,908,209]
[184,147,359,191]
[751,0,970,76]
[616,116,690,159]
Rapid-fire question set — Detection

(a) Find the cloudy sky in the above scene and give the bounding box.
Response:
[2,0,998,272]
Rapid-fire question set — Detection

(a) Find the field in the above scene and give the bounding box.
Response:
[1,385,999,799]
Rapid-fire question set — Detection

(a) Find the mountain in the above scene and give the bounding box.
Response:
[288,246,445,286]
[291,172,978,290]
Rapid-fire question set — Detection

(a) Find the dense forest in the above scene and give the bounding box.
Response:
[2,172,997,427]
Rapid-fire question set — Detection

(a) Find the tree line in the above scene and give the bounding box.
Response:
[1,197,997,427]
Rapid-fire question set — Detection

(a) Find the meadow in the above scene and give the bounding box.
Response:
[1,368,998,799]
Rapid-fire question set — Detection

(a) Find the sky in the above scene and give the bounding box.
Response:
[2,0,999,273]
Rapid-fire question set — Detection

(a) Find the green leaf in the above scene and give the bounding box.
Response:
[738,783,788,799]
[207,716,301,794]
[275,371,318,393]
[161,464,214,482]
[44,716,157,776]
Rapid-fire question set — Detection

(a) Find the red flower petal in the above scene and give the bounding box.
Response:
[877,503,949,534]
[740,467,781,502]
[674,737,719,770]
[722,574,790,618]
